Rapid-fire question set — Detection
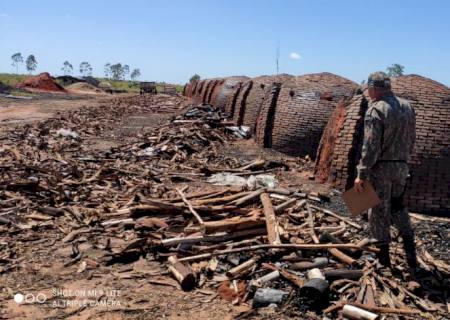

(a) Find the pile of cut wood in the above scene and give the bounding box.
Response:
[0,95,448,319]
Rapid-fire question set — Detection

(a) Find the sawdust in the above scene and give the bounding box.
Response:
[66,82,105,94]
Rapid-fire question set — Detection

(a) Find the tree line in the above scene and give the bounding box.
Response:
[10,52,404,84]
[10,52,141,81]
[11,52,37,74]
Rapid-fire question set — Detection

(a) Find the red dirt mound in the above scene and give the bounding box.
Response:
[16,72,66,92]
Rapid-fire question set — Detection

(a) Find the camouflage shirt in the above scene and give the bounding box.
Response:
[357,93,416,180]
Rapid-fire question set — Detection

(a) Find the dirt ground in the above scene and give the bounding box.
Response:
[0,94,103,125]
[0,92,448,320]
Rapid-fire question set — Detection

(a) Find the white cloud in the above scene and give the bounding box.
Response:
[0,13,9,18]
[289,52,302,60]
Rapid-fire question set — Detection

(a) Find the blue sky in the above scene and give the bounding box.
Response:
[1,0,449,85]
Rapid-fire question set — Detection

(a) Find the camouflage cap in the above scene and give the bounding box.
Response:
[368,72,391,88]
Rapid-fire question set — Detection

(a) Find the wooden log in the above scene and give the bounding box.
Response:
[263,263,303,287]
[195,189,234,200]
[233,168,279,176]
[290,257,329,271]
[342,305,379,320]
[299,277,329,305]
[185,216,265,233]
[319,232,344,245]
[38,206,65,217]
[356,282,367,303]
[269,193,288,200]
[328,248,356,265]
[320,232,362,255]
[176,188,204,225]
[252,288,288,308]
[274,198,298,213]
[324,269,364,281]
[101,218,134,227]
[178,243,377,262]
[0,216,11,225]
[167,256,196,291]
[130,203,242,218]
[230,188,265,206]
[251,270,280,287]
[238,158,266,171]
[307,205,354,265]
[191,238,261,253]
[226,257,258,277]
[286,226,344,233]
[363,282,376,308]
[168,189,229,202]
[319,232,356,265]
[310,205,362,230]
[131,202,184,216]
[193,204,242,213]
[190,191,250,206]
[266,188,292,195]
[346,302,421,315]
[161,228,267,247]
[260,192,281,244]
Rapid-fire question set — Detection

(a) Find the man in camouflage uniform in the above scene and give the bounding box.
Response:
[354,72,418,272]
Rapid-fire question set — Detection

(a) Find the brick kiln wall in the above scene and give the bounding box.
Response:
[199,79,212,103]
[193,80,207,104]
[210,79,225,107]
[255,73,357,157]
[233,79,252,124]
[255,82,283,148]
[224,81,247,116]
[314,96,360,184]
[233,75,294,133]
[206,80,221,104]
[202,80,215,103]
[190,81,199,98]
[215,77,249,112]
[315,93,368,189]
[315,75,450,214]
[391,75,450,214]
[186,82,193,97]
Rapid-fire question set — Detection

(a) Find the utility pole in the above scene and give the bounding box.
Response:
[276,41,280,75]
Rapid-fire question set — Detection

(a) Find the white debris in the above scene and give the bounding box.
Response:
[226,126,251,139]
[56,128,79,139]
[207,173,248,187]
[246,174,278,189]
[207,173,278,190]
[138,147,157,157]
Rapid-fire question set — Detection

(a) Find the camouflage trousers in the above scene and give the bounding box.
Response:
[368,164,414,245]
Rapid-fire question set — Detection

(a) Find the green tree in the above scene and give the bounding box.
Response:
[104,63,111,79]
[386,64,405,77]
[25,55,38,74]
[123,64,130,79]
[79,61,92,76]
[11,52,23,74]
[130,68,141,81]
[110,63,124,80]
[189,74,200,83]
[61,61,73,75]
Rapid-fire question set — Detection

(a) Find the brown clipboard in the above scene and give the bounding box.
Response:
[342,181,381,216]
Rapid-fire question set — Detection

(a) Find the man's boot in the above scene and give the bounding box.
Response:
[402,235,430,278]
[376,244,391,267]
[402,235,418,269]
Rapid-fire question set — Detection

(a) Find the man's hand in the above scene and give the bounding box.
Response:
[354,177,365,193]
